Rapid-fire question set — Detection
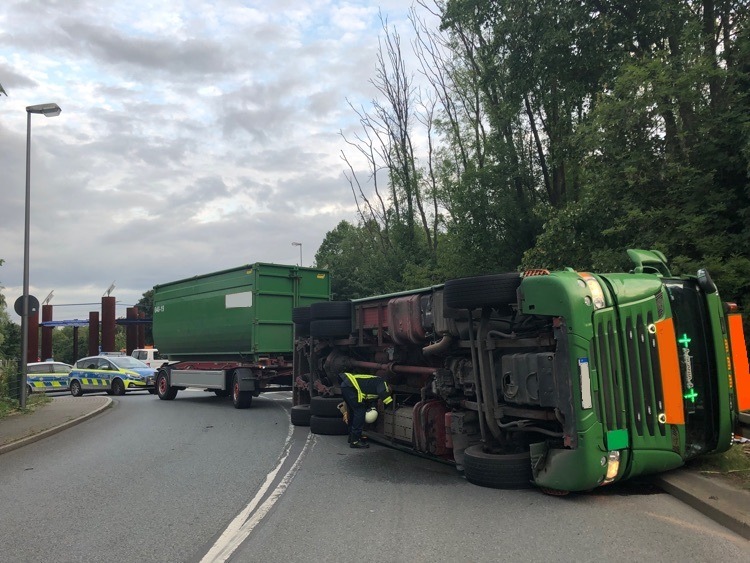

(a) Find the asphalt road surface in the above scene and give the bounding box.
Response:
[0,391,747,563]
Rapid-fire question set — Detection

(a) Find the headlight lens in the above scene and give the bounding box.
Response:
[602,451,621,484]
[578,272,606,309]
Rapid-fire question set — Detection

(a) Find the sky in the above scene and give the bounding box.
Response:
[0,0,432,323]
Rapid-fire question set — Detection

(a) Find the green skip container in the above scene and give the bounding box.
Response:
[153,263,330,362]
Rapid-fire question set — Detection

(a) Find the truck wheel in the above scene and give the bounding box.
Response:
[70,380,83,397]
[111,378,126,396]
[462,446,533,489]
[310,396,344,417]
[310,301,352,320]
[291,405,312,426]
[292,306,312,325]
[157,372,178,400]
[444,273,521,309]
[232,373,253,409]
[309,415,349,436]
[310,319,352,338]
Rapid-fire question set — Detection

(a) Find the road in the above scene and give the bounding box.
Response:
[0,392,747,563]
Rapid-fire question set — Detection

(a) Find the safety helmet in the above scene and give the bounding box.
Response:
[365,408,378,424]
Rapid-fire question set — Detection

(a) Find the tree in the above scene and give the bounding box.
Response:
[136,289,154,345]
[340,13,443,290]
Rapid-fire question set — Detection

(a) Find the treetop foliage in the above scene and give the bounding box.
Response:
[320,0,750,322]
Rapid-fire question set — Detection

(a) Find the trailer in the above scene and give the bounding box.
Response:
[153,263,330,408]
[292,250,750,492]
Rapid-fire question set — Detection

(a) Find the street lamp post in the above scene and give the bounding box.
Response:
[20,103,61,408]
[291,242,302,266]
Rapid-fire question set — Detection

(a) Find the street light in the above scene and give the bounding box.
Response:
[20,103,61,408]
[292,242,302,266]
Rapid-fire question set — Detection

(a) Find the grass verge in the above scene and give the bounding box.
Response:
[688,442,750,490]
[0,393,53,420]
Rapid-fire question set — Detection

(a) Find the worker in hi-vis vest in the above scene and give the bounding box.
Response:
[339,372,393,448]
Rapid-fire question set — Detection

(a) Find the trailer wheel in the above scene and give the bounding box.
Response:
[444,273,521,309]
[309,415,349,436]
[157,371,178,401]
[291,405,312,426]
[462,446,533,489]
[310,319,352,338]
[310,301,352,320]
[232,373,253,409]
[70,380,83,397]
[111,378,126,396]
[310,396,344,417]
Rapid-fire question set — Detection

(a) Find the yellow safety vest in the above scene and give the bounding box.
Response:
[343,373,393,405]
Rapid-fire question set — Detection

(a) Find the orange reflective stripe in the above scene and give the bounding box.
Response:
[728,314,750,411]
[655,318,685,425]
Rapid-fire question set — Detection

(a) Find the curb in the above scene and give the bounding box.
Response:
[653,470,750,540]
[0,397,114,455]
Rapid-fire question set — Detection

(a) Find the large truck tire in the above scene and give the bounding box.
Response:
[310,301,352,320]
[309,415,349,436]
[310,319,352,338]
[444,273,521,309]
[291,404,312,426]
[292,306,312,325]
[157,371,178,400]
[462,446,533,489]
[310,396,344,417]
[232,372,253,409]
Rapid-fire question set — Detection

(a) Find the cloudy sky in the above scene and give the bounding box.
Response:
[0,0,431,323]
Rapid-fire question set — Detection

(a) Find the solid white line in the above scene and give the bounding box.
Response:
[200,429,312,562]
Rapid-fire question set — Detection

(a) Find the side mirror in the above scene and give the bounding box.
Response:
[697,269,717,293]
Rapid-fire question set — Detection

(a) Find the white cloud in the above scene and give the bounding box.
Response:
[0,0,436,326]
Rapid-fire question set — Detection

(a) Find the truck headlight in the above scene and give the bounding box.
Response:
[578,272,606,309]
[602,451,621,485]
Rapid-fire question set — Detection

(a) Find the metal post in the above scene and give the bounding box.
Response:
[292,241,302,266]
[20,111,31,408]
[20,103,61,408]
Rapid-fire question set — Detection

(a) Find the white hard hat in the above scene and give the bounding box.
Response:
[365,408,378,424]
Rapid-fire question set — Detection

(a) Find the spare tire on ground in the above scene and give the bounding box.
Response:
[309,415,349,436]
[291,404,312,426]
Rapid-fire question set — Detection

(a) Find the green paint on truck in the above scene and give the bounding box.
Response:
[153,263,330,362]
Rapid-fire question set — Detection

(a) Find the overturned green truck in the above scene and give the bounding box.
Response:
[292,250,750,492]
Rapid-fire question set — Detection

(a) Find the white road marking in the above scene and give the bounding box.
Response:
[200,407,311,562]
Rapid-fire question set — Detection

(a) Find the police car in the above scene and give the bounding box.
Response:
[68,353,156,396]
[26,361,72,394]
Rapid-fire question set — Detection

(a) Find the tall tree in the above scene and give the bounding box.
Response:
[341,13,442,288]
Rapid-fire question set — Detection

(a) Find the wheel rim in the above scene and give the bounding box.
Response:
[72,382,80,395]
[158,376,167,394]
[233,381,239,401]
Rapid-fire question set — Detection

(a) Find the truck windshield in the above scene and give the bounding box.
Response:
[664,279,719,458]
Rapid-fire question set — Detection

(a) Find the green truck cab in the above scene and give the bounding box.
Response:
[292,250,750,492]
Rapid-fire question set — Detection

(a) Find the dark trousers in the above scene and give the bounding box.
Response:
[341,386,366,442]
